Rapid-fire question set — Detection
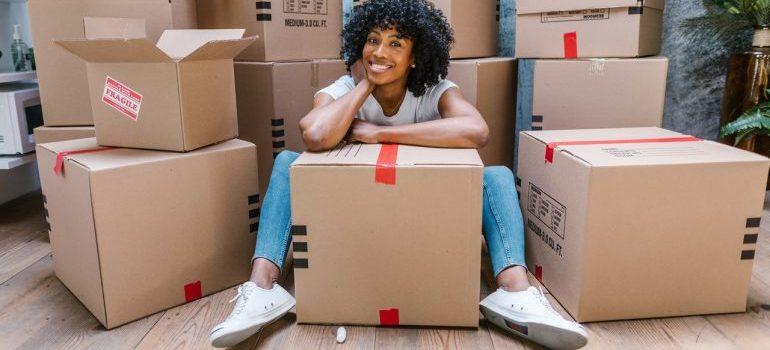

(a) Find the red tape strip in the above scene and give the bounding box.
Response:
[545,136,703,163]
[379,308,400,326]
[53,147,114,175]
[184,281,202,302]
[563,32,577,59]
[534,265,543,282]
[375,144,398,185]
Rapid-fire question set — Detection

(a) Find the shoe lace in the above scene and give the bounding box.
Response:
[531,286,562,318]
[226,285,250,320]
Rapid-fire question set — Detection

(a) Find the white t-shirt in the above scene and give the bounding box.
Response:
[316,75,459,126]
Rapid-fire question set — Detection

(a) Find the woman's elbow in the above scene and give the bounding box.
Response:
[302,129,329,152]
[469,123,489,149]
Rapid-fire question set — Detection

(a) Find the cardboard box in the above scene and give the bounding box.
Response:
[516,127,770,322]
[29,0,198,126]
[36,137,259,329]
[448,57,516,168]
[235,59,347,196]
[197,0,343,62]
[291,143,482,327]
[56,30,255,152]
[515,0,664,58]
[34,126,96,144]
[347,0,498,59]
[515,57,668,169]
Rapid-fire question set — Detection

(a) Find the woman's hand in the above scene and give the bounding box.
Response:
[350,60,374,93]
[348,119,381,144]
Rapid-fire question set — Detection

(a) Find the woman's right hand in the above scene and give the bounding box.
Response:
[350,59,371,87]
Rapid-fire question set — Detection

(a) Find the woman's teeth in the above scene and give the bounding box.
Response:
[369,63,392,73]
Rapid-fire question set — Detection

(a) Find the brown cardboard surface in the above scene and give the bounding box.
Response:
[448,57,516,168]
[234,59,347,197]
[34,126,96,144]
[515,1,663,58]
[291,143,482,327]
[36,138,258,329]
[532,57,667,130]
[56,30,254,151]
[516,127,770,322]
[29,0,198,126]
[197,0,343,62]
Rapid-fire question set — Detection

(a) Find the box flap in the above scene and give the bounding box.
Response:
[156,29,246,59]
[55,38,172,63]
[517,0,650,14]
[181,36,257,62]
[293,143,483,167]
[524,127,769,167]
[83,17,146,40]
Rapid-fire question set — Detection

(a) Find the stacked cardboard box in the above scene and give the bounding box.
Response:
[37,29,259,329]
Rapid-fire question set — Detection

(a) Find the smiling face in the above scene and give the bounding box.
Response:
[362,26,415,86]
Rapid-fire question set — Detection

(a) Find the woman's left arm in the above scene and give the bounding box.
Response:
[348,87,490,148]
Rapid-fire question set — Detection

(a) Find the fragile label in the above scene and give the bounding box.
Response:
[284,0,327,15]
[102,76,142,121]
[541,9,610,23]
[527,183,566,239]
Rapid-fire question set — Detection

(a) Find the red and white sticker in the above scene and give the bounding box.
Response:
[102,76,142,121]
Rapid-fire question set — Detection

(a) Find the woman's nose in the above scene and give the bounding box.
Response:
[373,43,387,58]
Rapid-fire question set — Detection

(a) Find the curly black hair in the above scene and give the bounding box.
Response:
[341,0,454,97]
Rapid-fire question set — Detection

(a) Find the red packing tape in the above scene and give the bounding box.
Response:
[545,136,703,163]
[563,32,577,59]
[184,281,202,302]
[53,147,114,175]
[379,308,400,326]
[534,265,543,282]
[375,144,398,185]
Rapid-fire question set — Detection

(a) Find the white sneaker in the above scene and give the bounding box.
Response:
[209,282,296,348]
[480,286,588,350]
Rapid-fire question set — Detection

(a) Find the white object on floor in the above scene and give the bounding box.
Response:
[336,326,347,343]
[209,282,296,348]
[479,286,588,350]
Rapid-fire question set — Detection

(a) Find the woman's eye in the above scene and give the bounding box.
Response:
[367,38,378,45]
[390,41,402,48]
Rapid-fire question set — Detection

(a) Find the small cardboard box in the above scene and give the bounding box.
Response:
[34,126,96,144]
[515,57,668,169]
[516,127,770,322]
[36,138,259,329]
[448,57,516,168]
[348,0,498,59]
[234,59,347,196]
[56,30,255,152]
[29,0,198,126]
[197,0,343,62]
[515,0,664,58]
[291,143,482,327]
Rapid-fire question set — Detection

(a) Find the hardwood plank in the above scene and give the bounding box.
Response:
[0,254,160,350]
[0,191,50,284]
[0,229,51,284]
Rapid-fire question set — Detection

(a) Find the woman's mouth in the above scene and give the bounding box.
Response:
[368,61,393,74]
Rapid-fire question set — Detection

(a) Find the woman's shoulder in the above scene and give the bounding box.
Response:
[422,79,459,100]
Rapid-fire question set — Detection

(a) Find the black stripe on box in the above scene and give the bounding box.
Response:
[532,115,543,123]
[249,209,259,219]
[291,225,307,235]
[257,13,272,21]
[744,234,759,244]
[271,119,284,127]
[747,217,762,228]
[294,258,309,268]
[273,140,285,148]
[272,129,285,138]
[741,250,756,260]
[250,222,259,233]
[255,1,271,9]
[248,194,260,204]
[532,126,543,131]
[293,242,308,252]
[628,7,643,15]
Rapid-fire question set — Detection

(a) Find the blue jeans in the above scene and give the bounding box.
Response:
[253,150,526,277]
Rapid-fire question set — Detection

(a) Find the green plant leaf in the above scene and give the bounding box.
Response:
[720,109,770,144]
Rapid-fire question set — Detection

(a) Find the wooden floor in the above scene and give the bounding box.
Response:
[1,191,770,350]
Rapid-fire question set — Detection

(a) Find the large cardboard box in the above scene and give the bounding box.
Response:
[197,0,343,62]
[34,126,96,144]
[448,57,516,168]
[515,57,668,169]
[515,0,663,58]
[37,138,259,329]
[291,143,482,327]
[29,0,198,126]
[348,0,498,59]
[56,30,255,152]
[235,59,347,196]
[516,127,770,322]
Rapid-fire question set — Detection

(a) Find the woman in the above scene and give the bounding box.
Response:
[210,1,588,349]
